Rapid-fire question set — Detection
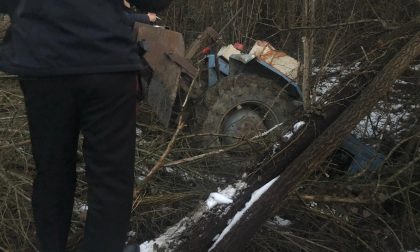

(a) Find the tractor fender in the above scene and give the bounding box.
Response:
[207,54,302,99]
[229,54,302,99]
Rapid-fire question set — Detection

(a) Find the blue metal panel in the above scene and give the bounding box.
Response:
[207,54,230,87]
[228,54,302,98]
[341,135,385,174]
[218,58,230,76]
[256,59,303,97]
[208,54,216,68]
[207,55,219,87]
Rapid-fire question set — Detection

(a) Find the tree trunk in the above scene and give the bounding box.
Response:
[302,0,315,111]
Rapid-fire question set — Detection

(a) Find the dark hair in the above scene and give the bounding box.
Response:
[128,0,173,12]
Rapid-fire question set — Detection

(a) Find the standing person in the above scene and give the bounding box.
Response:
[0,0,172,252]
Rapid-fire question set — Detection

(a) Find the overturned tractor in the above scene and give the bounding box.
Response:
[135,23,384,175]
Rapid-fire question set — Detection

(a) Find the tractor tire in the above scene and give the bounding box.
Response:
[195,74,299,175]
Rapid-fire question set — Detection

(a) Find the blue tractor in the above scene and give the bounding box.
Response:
[135,24,384,174]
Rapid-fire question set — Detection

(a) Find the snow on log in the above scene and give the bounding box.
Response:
[208,176,279,251]
[137,181,248,251]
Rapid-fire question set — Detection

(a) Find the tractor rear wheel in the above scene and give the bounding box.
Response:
[195,74,299,175]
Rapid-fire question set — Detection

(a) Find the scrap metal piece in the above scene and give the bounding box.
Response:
[135,23,185,127]
[250,40,300,81]
[165,52,198,80]
[185,27,219,59]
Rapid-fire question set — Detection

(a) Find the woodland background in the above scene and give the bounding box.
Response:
[0,0,419,251]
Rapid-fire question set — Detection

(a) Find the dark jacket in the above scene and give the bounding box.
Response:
[0,1,18,14]
[0,0,152,76]
[124,9,151,26]
[128,0,173,12]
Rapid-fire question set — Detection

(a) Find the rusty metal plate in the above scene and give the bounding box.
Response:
[135,23,185,127]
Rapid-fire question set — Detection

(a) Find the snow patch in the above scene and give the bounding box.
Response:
[251,123,283,139]
[79,204,88,212]
[209,176,280,251]
[355,101,413,138]
[206,193,233,209]
[316,77,340,99]
[282,131,294,142]
[205,182,248,210]
[272,142,281,155]
[139,208,206,252]
[164,167,175,173]
[212,234,220,241]
[293,121,306,132]
[410,64,420,71]
[309,201,318,208]
[73,201,88,215]
[406,248,420,252]
[136,128,143,137]
[138,181,248,251]
[313,62,362,100]
[395,79,413,85]
[267,216,292,227]
[127,231,136,237]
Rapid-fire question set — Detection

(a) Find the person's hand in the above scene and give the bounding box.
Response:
[123,0,131,8]
[147,12,157,22]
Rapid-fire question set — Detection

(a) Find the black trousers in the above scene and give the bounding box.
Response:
[20,73,137,252]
